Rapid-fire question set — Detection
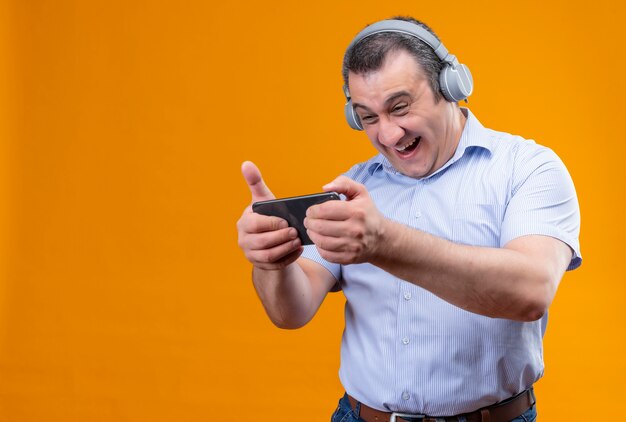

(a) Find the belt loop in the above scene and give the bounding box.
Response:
[354,400,361,418]
[480,409,490,422]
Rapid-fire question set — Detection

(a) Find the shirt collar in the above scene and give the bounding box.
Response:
[366,108,493,178]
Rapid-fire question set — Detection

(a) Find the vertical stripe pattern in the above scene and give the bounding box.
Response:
[301,108,581,416]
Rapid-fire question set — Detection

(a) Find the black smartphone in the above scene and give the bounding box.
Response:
[252,192,341,245]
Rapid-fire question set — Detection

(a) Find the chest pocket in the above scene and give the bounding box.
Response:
[452,203,506,248]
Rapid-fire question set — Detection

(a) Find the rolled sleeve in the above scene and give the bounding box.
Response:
[300,244,342,281]
[500,145,582,270]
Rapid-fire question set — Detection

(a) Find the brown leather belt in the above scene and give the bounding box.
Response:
[347,388,535,422]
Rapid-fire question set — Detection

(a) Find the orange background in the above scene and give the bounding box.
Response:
[1,0,624,420]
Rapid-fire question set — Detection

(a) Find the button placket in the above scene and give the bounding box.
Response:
[409,180,425,228]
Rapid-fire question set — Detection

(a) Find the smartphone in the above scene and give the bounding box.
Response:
[252,192,341,245]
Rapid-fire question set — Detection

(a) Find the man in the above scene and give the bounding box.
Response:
[237,16,581,422]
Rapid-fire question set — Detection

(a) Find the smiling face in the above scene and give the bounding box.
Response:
[348,49,466,178]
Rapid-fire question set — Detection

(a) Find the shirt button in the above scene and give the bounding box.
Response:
[404,292,412,300]
[402,392,410,401]
[402,337,410,345]
[415,209,422,218]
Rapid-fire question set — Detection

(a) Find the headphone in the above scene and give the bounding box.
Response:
[343,19,473,131]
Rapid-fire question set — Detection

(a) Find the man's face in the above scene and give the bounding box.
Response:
[348,49,463,179]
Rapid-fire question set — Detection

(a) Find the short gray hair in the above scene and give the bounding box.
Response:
[342,16,444,102]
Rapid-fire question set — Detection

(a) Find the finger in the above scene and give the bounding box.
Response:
[241,161,275,202]
[255,247,304,271]
[239,212,289,234]
[246,227,299,251]
[323,176,367,201]
[314,247,353,266]
[304,217,347,237]
[247,237,302,265]
[307,230,347,251]
[306,200,352,220]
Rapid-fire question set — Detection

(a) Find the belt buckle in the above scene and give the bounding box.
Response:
[389,412,427,422]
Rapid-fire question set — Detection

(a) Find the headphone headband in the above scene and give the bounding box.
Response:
[346,19,456,66]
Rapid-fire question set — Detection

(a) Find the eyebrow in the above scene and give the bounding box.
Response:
[352,91,412,112]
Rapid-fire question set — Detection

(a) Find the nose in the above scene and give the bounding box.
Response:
[377,117,404,147]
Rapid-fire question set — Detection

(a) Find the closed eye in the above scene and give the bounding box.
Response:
[391,103,408,114]
[360,114,378,124]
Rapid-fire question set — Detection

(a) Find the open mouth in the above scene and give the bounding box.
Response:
[395,136,421,156]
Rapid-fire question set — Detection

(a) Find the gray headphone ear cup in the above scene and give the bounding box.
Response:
[439,63,474,102]
[345,100,363,130]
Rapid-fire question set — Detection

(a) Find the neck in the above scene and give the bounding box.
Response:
[441,104,467,164]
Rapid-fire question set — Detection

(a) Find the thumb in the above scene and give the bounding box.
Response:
[241,161,275,202]
[323,176,367,201]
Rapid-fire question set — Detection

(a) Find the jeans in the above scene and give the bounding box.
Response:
[331,394,537,422]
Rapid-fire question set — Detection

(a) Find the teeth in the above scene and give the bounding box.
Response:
[396,137,419,152]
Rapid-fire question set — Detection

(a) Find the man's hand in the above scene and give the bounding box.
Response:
[305,176,385,265]
[237,161,302,270]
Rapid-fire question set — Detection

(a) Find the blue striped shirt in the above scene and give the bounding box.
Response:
[301,108,581,416]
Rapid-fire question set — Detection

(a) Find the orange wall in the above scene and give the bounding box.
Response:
[1,0,624,420]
